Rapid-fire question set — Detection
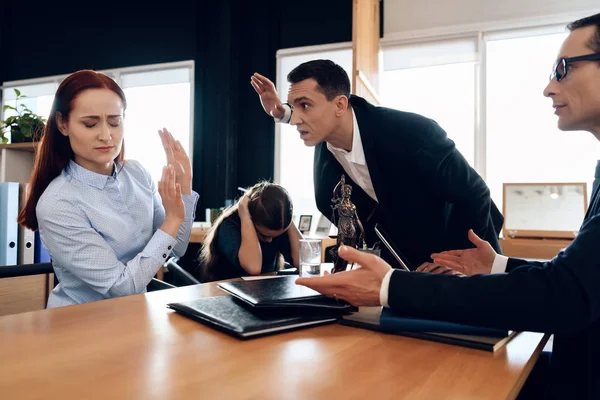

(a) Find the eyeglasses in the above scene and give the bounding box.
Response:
[550,52,600,82]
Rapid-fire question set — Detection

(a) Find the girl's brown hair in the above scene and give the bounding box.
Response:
[199,182,293,282]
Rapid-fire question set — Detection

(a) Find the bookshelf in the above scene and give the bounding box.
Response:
[0,143,37,183]
[0,142,38,152]
[0,142,49,316]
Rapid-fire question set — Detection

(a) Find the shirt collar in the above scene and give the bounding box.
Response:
[66,159,119,189]
[327,110,366,165]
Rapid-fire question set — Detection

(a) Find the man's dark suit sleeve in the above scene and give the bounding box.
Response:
[506,257,546,272]
[410,120,498,250]
[386,213,600,334]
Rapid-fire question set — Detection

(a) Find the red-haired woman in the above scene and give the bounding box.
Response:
[18,70,199,308]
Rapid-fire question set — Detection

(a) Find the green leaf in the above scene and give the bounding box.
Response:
[2,104,17,112]
[1,136,8,144]
[14,88,21,97]
[3,116,17,125]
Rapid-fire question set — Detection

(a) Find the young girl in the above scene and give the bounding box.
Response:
[18,70,199,308]
[199,182,302,282]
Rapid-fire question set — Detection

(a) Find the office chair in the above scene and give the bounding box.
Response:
[164,256,200,286]
[0,263,175,292]
[0,262,54,279]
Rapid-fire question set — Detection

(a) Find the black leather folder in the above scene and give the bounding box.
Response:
[217,276,355,310]
[340,307,516,352]
[167,296,338,339]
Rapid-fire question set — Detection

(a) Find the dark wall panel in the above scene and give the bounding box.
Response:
[1,0,359,218]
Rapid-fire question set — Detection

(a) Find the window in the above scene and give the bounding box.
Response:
[120,67,193,182]
[381,38,478,166]
[1,62,194,183]
[485,31,600,209]
[2,82,57,124]
[276,46,352,231]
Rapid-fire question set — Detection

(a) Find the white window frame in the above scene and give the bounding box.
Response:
[381,10,600,181]
[0,60,195,162]
[273,10,598,184]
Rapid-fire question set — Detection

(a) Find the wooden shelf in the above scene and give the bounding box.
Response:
[190,226,209,243]
[0,142,39,153]
[0,141,46,315]
[499,237,572,260]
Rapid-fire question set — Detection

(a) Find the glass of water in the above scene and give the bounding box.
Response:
[360,247,381,257]
[299,239,322,277]
[341,247,381,270]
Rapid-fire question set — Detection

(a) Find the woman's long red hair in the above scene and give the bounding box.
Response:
[17,70,127,230]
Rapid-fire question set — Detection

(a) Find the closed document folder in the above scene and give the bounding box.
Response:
[168,296,338,339]
[218,276,355,310]
[34,231,51,263]
[341,307,517,352]
[18,183,34,264]
[0,182,19,266]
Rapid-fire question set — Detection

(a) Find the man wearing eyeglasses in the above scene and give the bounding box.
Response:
[297,13,600,399]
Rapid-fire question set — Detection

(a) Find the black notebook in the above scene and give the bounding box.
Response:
[167,296,338,339]
[340,307,518,352]
[217,276,355,310]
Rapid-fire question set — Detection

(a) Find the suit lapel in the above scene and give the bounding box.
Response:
[351,96,385,208]
[314,143,338,216]
[313,139,378,233]
[585,183,600,220]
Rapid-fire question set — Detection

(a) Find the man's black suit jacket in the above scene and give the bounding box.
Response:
[387,185,600,399]
[313,95,503,268]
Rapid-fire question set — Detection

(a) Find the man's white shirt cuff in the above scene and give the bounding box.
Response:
[379,269,395,308]
[274,103,292,124]
[491,255,509,274]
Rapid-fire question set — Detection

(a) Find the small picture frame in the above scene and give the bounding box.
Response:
[298,215,313,234]
[315,214,332,237]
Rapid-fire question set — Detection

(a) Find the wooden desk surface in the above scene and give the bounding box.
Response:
[0,283,548,400]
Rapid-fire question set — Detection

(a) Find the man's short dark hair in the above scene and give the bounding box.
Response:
[287,59,351,101]
[568,13,600,53]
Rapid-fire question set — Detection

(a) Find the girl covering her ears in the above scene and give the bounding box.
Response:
[199,182,302,282]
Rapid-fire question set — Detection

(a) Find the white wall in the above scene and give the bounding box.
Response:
[384,0,600,36]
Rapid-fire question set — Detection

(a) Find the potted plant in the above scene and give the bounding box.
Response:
[1,89,47,144]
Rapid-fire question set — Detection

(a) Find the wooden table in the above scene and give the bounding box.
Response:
[0,283,549,399]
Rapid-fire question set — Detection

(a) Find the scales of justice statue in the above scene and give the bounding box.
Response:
[329,174,376,274]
